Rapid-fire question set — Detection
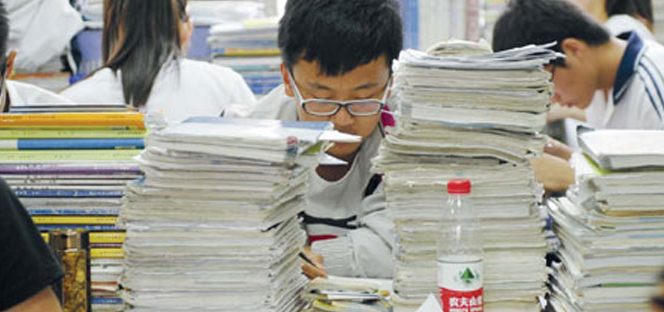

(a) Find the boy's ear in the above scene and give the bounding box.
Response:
[560,38,589,62]
[281,63,295,97]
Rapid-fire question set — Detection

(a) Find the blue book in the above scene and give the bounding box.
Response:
[0,138,144,150]
[28,208,120,216]
[91,298,123,305]
[14,189,124,198]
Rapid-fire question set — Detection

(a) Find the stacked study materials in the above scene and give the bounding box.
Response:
[0,105,146,312]
[303,277,392,312]
[372,42,559,312]
[209,18,282,96]
[546,130,664,312]
[655,1,664,43]
[119,117,359,312]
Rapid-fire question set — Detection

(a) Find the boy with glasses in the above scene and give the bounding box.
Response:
[232,0,402,279]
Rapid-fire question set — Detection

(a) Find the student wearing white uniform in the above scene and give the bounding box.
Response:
[62,0,255,123]
[5,0,83,73]
[229,0,402,279]
[572,0,655,41]
[493,0,664,192]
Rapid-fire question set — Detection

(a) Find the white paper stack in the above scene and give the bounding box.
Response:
[655,0,664,43]
[372,42,559,312]
[546,130,664,312]
[208,18,282,96]
[119,117,358,312]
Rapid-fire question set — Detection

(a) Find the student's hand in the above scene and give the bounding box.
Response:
[547,103,587,123]
[301,246,327,279]
[544,136,573,161]
[531,154,575,193]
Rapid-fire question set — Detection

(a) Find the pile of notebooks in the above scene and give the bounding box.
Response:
[119,117,358,312]
[209,18,282,96]
[547,130,664,312]
[303,277,392,312]
[372,42,559,312]
[0,104,146,312]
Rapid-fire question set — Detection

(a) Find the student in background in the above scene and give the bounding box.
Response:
[493,0,664,191]
[62,0,256,123]
[0,3,72,112]
[230,0,402,279]
[654,271,664,312]
[572,0,655,41]
[0,177,65,312]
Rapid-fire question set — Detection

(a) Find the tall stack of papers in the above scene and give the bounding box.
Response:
[119,117,357,312]
[655,1,664,43]
[0,105,146,312]
[303,277,392,312]
[372,42,559,312]
[209,18,282,96]
[546,130,664,312]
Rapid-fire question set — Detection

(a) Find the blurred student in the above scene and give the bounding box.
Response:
[572,0,655,41]
[231,0,402,279]
[62,0,255,123]
[493,0,664,191]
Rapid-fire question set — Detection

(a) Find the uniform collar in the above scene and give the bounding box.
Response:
[613,32,646,104]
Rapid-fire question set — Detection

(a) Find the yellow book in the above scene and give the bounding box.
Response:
[32,216,118,225]
[216,48,281,56]
[0,149,141,162]
[41,231,126,244]
[91,248,124,259]
[0,112,146,130]
[0,129,146,139]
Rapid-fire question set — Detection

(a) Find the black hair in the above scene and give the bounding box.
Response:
[0,2,8,67]
[606,0,654,28]
[279,0,403,76]
[100,0,188,108]
[493,0,611,57]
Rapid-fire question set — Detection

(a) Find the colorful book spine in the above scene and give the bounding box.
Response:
[0,112,146,129]
[32,216,118,225]
[91,248,124,259]
[0,149,141,162]
[38,225,121,231]
[0,129,146,139]
[91,298,124,305]
[14,189,124,198]
[212,48,281,56]
[0,164,141,175]
[29,208,121,216]
[42,232,126,244]
[0,138,145,150]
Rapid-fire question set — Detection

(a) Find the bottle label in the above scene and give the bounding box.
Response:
[438,258,484,312]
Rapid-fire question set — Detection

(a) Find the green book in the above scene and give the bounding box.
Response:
[0,149,141,162]
[0,129,146,139]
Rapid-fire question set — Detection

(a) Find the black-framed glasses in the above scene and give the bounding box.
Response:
[288,71,391,117]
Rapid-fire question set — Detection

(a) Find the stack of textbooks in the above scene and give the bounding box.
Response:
[546,130,664,312]
[119,117,358,312]
[208,18,282,96]
[0,104,146,312]
[372,42,559,312]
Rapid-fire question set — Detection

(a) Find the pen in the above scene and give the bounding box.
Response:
[299,252,321,268]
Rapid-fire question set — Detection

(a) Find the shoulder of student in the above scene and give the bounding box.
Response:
[60,68,122,104]
[178,59,256,103]
[226,84,298,121]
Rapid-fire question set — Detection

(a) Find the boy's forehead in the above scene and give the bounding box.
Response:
[292,57,391,91]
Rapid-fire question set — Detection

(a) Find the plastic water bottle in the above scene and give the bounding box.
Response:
[437,179,484,312]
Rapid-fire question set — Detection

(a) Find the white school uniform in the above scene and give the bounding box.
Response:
[585,33,664,130]
[61,59,256,123]
[5,0,84,72]
[6,80,73,106]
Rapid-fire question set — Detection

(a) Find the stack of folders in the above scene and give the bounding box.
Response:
[372,41,560,312]
[208,18,282,96]
[0,104,146,312]
[119,117,359,312]
[546,130,664,312]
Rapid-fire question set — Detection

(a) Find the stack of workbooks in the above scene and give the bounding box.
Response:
[0,104,146,312]
[303,277,392,312]
[119,117,358,312]
[209,18,282,96]
[546,130,664,312]
[372,42,559,312]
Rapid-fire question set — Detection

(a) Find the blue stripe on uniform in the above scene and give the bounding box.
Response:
[637,68,664,121]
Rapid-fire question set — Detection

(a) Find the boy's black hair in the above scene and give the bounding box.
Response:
[0,2,8,66]
[492,0,611,58]
[279,0,403,76]
[606,0,653,25]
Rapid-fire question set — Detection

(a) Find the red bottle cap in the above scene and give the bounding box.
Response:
[447,179,471,194]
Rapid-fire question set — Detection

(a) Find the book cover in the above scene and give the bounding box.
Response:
[0,129,146,139]
[14,189,124,198]
[0,138,145,150]
[42,232,126,244]
[0,163,141,175]
[29,208,121,216]
[0,150,141,163]
[37,224,121,231]
[32,216,118,225]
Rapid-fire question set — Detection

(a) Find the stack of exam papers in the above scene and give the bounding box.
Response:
[119,118,359,312]
[372,42,559,312]
[546,130,664,312]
